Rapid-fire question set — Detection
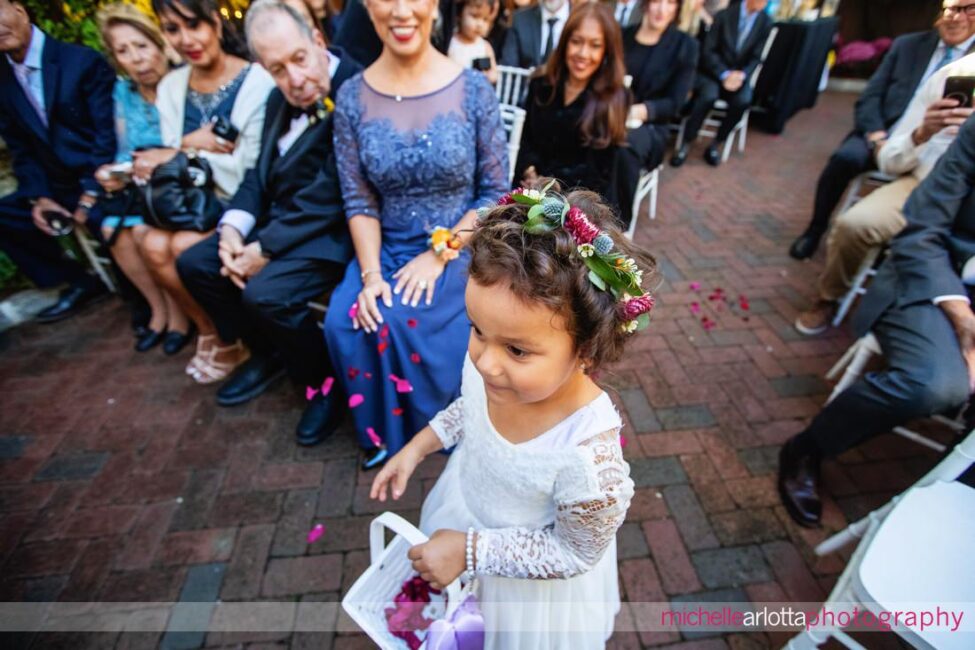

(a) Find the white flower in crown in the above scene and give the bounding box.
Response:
[621,319,639,334]
[522,189,543,201]
[578,243,595,258]
[634,269,644,287]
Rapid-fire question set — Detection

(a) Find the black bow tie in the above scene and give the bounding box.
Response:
[290,97,332,122]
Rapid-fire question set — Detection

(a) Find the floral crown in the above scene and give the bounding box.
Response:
[479,184,655,333]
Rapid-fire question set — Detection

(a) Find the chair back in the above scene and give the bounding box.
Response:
[499,104,526,185]
[749,26,780,91]
[496,65,533,108]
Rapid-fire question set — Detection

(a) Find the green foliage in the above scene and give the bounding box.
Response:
[23,0,105,51]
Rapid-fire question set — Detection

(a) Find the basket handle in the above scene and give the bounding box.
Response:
[370,512,465,615]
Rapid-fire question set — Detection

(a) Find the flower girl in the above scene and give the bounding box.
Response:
[371,183,656,648]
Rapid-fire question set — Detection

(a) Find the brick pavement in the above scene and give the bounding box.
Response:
[0,91,945,649]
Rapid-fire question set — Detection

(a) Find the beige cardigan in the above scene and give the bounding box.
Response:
[156,63,275,199]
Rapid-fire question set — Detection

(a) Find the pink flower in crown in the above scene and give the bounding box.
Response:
[619,294,655,321]
[497,192,515,206]
[564,206,600,244]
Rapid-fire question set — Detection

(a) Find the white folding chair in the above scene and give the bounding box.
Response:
[825,333,967,453]
[675,26,779,162]
[834,170,896,219]
[74,225,118,292]
[499,104,526,186]
[495,65,533,108]
[786,443,975,650]
[625,166,661,240]
[831,246,882,327]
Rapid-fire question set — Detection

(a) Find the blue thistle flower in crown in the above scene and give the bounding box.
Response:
[593,233,614,256]
[541,197,563,219]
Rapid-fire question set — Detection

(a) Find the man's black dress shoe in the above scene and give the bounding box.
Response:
[670,144,690,168]
[778,438,822,528]
[704,144,721,167]
[788,230,823,260]
[135,329,166,352]
[35,282,107,324]
[296,393,346,446]
[163,325,196,356]
[216,354,286,406]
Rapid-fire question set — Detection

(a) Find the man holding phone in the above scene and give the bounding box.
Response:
[0,0,116,322]
[789,0,975,260]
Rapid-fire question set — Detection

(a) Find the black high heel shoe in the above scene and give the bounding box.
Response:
[135,328,166,352]
[163,324,196,356]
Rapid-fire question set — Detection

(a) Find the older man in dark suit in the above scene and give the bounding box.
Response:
[177,1,360,445]
[500,0,571,69]
[790,7,975,260]
[778,114,975,528]
[0,0,115,322]
[671,0,771,167]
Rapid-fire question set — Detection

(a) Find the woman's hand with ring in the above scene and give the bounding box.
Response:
[392,250,446,307]
[354,272,393,333]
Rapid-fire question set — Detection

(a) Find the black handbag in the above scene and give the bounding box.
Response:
[143,152,223,232]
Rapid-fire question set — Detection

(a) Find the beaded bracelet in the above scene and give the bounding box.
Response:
[465,527,476,583]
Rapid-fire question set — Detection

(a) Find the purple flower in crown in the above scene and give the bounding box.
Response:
[564,206,600,245]
[619,294,655,321]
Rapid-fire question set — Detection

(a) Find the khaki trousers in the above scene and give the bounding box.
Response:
[817,175,918,301]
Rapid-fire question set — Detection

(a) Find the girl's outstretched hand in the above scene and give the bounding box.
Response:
[408,529,466,590]
[370,446,422,502]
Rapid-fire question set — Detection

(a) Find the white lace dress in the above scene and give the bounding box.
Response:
[419,356,634,649]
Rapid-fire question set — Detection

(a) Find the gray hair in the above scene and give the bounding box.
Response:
[245,0,314,61]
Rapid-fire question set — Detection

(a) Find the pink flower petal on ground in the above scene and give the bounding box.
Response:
[738,295,750,311]
[321,376,335,396]
[407,318,418,328]
[690,302,701,314]
[349,394,365,408]
[348,303,358,320]
[305,386,318,401]
[307,523,325,544]
[410,352,421,364]
[366,427,383,447]
[701,316,716,331]
[689,281,701,291]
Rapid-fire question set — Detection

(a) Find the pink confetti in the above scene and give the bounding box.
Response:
[620,434,627,448]
[701,316,716,331]
[392,407,404,416]
[407,318,418,328]
[410,352,421,364]
[349,394,365,408]
[366,427,383,447]
[689,281,701,291]
[380,324,389,339]
[690,302,701,314]
[348,303,358,320]
[320,376,335,396]
[389,374,414,393]
[305,386,317,401]
[307,523,325,544]
[738,295,750,311]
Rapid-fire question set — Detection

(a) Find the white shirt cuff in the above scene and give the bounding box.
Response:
[219,209,256,238]
[933,295,970,305]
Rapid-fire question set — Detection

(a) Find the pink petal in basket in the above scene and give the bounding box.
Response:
[307,523,325,544]
[349,394,365,408]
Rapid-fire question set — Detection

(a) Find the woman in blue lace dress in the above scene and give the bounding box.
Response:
[324,0,508,466]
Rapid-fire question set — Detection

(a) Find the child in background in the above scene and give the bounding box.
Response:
[371,183,657,648]
[448,0,499,84]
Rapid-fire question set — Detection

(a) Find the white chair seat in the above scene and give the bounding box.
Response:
[855,481,975,650]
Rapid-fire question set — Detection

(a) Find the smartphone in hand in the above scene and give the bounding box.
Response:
[944,76,975,108]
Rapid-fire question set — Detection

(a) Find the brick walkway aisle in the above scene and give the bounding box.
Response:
[0,92,937,650]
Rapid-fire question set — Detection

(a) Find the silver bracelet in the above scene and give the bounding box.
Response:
[465,527,476,582]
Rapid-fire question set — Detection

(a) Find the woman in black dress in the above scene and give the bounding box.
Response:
[515,2,628,202]
[617,0,699,226]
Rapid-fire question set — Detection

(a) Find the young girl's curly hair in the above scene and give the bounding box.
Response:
[467,181,658,371]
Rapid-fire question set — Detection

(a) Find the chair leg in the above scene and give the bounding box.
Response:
[74,228,118,293]
[721,132,735,163]
[891,426,948,453]
[649,169,659,220]
[675,118,687,151]
[738,110,749,153]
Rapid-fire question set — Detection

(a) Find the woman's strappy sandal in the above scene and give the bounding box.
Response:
[187,338,250,385]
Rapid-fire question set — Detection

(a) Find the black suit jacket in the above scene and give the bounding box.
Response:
[699,1,773,83]
[227,50,361,263]
[854,115,975,336]
[0,32,115,219]
[623,25,700,123]
[501,5,544,69]
[853,30,941,136]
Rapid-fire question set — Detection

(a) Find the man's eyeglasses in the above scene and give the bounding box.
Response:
[944,4,975,18]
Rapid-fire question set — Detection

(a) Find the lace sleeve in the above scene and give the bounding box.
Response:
[334,78,380,220]
[475,429,634,580]
[466,72,509,211]
[428,397,465,449]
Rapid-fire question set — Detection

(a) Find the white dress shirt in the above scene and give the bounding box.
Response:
[6,25,47,127]
[540,2,571,60]
[615,0,637,25]
[220,50,339,239]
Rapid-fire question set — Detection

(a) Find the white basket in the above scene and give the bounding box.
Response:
[342,512,463,649]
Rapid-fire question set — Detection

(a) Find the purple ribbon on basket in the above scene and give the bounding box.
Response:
[425,594,485,650]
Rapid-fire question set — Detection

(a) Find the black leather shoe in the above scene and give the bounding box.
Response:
[778,438,822,528]
[135,329,166,352]
[296,393,346,446]
[216,354,286,406]
[670,144,690,168]
[704,144,722,167]
[788,230,824,260]
[35,282,107,324]
[162,324,196,356]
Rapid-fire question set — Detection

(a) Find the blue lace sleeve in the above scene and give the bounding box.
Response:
[465,72,509,211]
[334,76,380,220]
